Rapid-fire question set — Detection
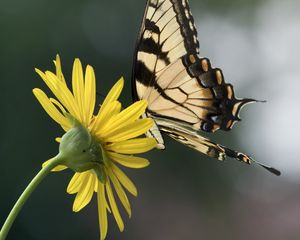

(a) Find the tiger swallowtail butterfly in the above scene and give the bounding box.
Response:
[131,0,280,175]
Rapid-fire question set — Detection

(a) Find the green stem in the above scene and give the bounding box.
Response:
[0,156,63,240]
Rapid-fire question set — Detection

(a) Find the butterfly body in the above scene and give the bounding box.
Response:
[132,0,280,175]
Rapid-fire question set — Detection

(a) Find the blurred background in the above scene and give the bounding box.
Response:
[1,0,300,239]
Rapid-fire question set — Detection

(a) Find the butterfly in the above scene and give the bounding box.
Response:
[131,0,280,176]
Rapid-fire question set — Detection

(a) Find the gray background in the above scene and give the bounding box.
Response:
[1,0,300,239]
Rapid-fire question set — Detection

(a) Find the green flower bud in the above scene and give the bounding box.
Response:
[58,114,106,182]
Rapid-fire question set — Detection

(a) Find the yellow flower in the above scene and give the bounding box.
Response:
[33,55,156,240]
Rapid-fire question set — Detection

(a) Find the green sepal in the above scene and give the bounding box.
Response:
[93,164,107,184]
[58,115,105,174]
[63,112,81,128]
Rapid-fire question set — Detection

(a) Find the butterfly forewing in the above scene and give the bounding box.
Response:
[133,0,199,100]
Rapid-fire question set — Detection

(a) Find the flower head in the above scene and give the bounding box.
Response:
[33,55,156,239]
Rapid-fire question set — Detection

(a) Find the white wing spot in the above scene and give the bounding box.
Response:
[193,35,197,44]
[185,9,190,19]
[189,21,194,30]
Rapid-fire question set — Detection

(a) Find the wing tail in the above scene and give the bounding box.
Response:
[221,145,281,176]
[155,116,280,176]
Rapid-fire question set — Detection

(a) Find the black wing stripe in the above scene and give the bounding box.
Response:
[170,0,199,54]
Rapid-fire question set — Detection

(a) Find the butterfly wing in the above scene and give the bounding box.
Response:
[132,0,199,92]
[155,116,280,176]
[132,0,200,148]
[132,0,280,175]
[132,0,199,101]
[132,0,253,134]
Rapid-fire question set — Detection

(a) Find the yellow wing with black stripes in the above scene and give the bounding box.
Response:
[132,0,280,175]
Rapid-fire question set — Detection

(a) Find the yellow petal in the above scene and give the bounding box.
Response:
[67,173,84,194]
[94,174,99,192]
[108,152,150,168]
[33,88,70,130]
[44,70,81,121]
[73,172,95,212]
[49,98,66,113]
[99,78,124,115]
[54,54,66,84]
[92,101,121,135]
[100,100,148,134]
[42,159,68,172]
[91,174,111,213]
[106,138,157,154]
[108,168,131,217]
[102,118,154,142]
[36,59,82,122]
[97,183,108,240]
[110,163,137,196]
[94,178,112,213]
[93,174,111,213]
[105,180,124,232]
[84,65,96,125]
[72,58,85,122]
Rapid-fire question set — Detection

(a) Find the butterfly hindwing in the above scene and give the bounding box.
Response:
[154,116,226,161]
[144,54,257,133]
[155,117,281,176]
